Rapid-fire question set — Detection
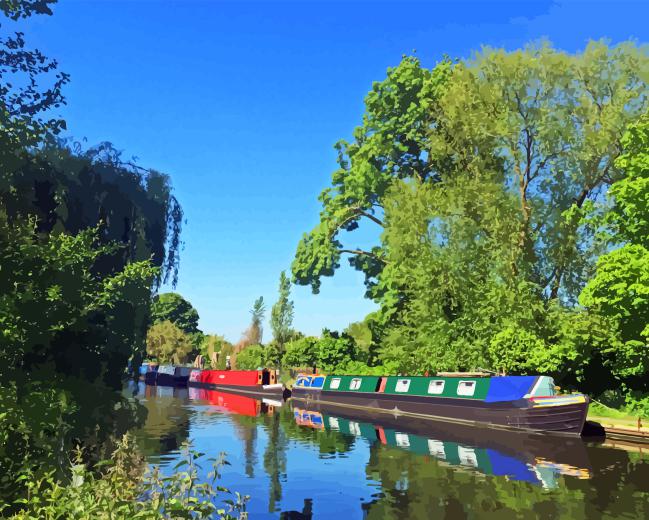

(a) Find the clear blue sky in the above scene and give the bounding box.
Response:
[19,0,648,341]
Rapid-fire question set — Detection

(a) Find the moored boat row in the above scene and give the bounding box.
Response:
[291,373,590,436]
[141,363,286,399]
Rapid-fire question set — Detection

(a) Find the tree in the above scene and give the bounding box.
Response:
[151,293,200,335]
[282,337,319,371]
[146,320,194,364]
[293,41,649,388]
[270,272,294,362]
[316,331,356,373]
[580,114,649,394]
[245,297,266,346]
[291,57,452,296]
[235,344,265,370]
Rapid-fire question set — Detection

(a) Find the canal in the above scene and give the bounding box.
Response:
[130,383,649,519]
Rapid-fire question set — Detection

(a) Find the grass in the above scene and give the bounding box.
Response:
[588,401,647,431]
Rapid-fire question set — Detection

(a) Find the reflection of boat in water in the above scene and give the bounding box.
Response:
[291,401,592,488]
[189,387,282,417]
[292,374,589,435]
[143,382,189,400]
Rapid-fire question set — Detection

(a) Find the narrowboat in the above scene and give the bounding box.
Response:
[188,368,287,399]
[143,364,192,387]
[143,363,159,385]
[290,401,591,487]
[291,374,589,436]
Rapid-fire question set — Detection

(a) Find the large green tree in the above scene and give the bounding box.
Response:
[291,56,452,296]
[293,41,649,396]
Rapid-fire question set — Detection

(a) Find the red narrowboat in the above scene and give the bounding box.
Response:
[188,368,286,399]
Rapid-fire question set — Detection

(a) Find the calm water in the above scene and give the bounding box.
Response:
[130,383,649,519]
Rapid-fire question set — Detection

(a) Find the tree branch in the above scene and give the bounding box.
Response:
[340,249,387,263]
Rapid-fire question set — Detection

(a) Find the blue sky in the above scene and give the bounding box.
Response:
[18,0,648,341]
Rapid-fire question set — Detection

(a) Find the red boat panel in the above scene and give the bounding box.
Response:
[201,370,261,387]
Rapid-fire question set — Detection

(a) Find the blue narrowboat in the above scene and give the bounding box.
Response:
[143,364,191,387]
[291,374,589,436]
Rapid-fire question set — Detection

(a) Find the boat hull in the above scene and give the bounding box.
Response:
[188,381,287,399]
[291,388,589,436]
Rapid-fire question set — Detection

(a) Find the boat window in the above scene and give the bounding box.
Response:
[428,380,445,394]
[310,376,325,388]
[349,378,362,390]
[395,379,411,392]
[531,376,556,397]
[457,380,476,396]
[330,377,341,389]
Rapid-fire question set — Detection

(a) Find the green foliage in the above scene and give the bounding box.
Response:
[199,334,232,369]
[0,2,184,505]
[146,321,195,365]
[235,344,265,370]
[292,56,452,295]
[488,327,546,374]
[293,40,649,403]
[270,272,294,360]
[579,114,649,393]
[150,292,202,351]
[315,331,357,373]
[151,293,200,335]
[7,436,249,519]
[282,337,319,369]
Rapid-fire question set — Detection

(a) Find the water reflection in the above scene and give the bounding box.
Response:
[291,403,591,488]
[132,385,649,519]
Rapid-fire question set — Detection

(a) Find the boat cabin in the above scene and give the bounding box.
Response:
[294,374,558,402]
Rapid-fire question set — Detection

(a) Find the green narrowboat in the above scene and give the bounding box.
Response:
[291,373,589,436]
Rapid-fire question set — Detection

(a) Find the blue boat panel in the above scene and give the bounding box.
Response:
[484,376,537,402]
[487,449,538,483]
[310,376,325,388]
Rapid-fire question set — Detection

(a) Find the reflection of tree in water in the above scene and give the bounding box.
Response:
[280,498,313,519]
[131,386,191,458]
[262,412,288,513]
[360,442,649,519]
[230,414,258,478]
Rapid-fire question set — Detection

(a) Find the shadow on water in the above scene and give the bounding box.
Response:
[132,384,649,519]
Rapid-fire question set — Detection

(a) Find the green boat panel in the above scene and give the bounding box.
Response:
[383,375,490,400]
[324,375,381,393]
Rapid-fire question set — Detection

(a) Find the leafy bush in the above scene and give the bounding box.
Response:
[6,436,249,520]
[146,320,195,365]
[282,337,319,370]
[235,345,265,370]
